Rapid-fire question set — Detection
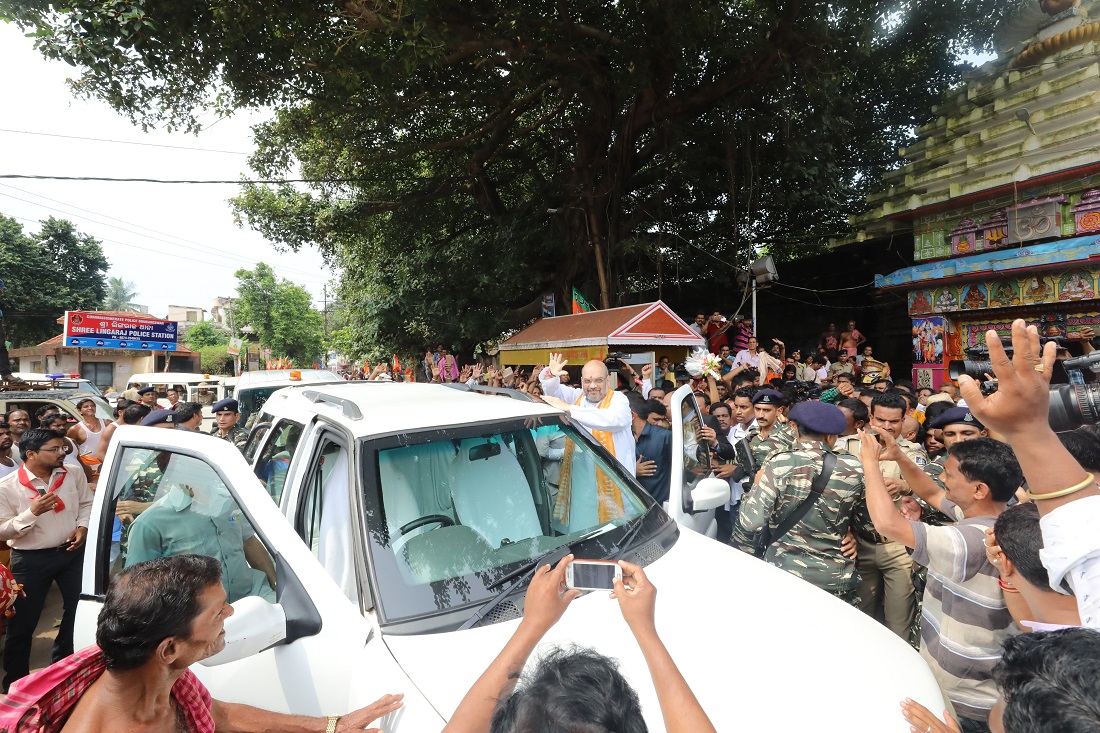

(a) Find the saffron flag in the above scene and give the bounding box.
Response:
[572,287,595,314]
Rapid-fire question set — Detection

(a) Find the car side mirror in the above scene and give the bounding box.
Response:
[691,477,730,513]
[199,595,287,667]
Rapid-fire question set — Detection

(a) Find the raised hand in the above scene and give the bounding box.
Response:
[611,560,657,637]
[956,319,1055,439]
[548,352,569,377]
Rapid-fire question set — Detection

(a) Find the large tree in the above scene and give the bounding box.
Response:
[233,263,323,363]
[0,214,109,345]
[1,0,1027,352]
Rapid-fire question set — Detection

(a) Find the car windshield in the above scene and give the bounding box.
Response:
[362,414,662,627]
[237,387,282,426]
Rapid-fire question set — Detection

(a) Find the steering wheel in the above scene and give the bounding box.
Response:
[398,514,455,535]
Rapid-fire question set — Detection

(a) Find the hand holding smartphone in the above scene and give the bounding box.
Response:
[565,559,622,591]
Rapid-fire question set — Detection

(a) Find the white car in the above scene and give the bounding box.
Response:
[75,383,943,731]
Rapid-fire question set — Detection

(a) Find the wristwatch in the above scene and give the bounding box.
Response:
[326,716,340,733]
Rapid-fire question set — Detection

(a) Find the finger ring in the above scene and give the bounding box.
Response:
[1034,363,1045,373]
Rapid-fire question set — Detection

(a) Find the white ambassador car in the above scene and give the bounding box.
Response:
[75,383,943,731]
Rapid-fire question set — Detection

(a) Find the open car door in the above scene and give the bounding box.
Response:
[665,385,729,538]
[72,425,428,726]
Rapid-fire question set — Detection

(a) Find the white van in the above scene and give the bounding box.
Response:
[232,368,344,427]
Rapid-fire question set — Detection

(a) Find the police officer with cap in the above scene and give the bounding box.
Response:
[136,386,158,410]
[209,399,248,453]
[917,406,989,494]
[139,409,178,429]
[738,401,865,603]
[745,389,795,467]
[728,389,797,551]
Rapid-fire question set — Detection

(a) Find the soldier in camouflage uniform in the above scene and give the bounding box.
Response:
[837,392,928,642]
[209,398,249,453]
[731,389,796,553]
[739,401,864,604]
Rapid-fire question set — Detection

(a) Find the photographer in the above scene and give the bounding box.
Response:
[956,319,1100,630]
[441,555,716,733]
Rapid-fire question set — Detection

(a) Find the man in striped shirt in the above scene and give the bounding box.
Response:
[858,433,1021,732]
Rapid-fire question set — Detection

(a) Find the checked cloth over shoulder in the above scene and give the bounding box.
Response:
[0,646,215,732]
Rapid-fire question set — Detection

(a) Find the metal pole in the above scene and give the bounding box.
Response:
[752,280,758,337]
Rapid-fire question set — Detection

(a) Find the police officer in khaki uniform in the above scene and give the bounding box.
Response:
[839,391,927,641]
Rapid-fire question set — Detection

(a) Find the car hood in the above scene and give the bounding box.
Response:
[382,529,944,732]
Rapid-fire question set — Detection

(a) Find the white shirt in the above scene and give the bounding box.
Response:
[0,465,93,549]
[732,350,760,370]
[539,372,636,478]
[0,459,16,480]
[1039,495,1100,629]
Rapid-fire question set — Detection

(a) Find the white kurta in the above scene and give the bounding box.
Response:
[539,372,636,478]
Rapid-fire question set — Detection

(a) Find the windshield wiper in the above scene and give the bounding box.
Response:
[459,545,572,630]
[613,504,654,561]
[459,508,655,631]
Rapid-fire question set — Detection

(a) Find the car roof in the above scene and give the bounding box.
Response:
[127,373,226,383]
[234,369,344,388]
[260,382,560,438]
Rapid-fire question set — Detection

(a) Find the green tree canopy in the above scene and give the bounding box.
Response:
[104,277,138,310]
[233,263,323,363]
[0,214,109,345]
[1,0,1028,352]
[183,319,228,348]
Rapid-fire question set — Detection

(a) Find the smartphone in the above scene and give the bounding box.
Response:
[502,367,514,379]
[565,560,622,591]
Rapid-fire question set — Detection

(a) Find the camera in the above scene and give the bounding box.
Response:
[951,342,1100,431]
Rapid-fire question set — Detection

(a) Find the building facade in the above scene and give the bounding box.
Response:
[856,3,1100,388]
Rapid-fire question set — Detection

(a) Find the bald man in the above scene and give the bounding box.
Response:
[539,354,636,478]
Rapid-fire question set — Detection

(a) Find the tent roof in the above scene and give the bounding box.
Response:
[498,301,705,350]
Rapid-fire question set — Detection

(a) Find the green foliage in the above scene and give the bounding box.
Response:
[1,0,1030,353]
[193,344,234,375]
[0,213,109,345]
[104,277,138,310]
[183,320,228,348]
[233,263,323,362]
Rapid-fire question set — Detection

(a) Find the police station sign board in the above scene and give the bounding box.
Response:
[64,311,179,351]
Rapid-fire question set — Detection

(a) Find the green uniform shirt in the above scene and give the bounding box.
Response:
[739,441,865,593]
[125,486,274,603]
[210,423,250,453]
[746,421,795,469]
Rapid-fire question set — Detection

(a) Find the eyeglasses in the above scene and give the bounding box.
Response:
[37,445,72,454]
[580,378,606,385]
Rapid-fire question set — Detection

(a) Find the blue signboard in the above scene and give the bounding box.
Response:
[64,311,179,351]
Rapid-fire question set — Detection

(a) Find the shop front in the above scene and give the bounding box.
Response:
[878,234,1100,389]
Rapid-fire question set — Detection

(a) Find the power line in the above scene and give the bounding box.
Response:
[7,213,329,285]
[0,184,331,282]
[0,174,347,184]
[0,127,249,155]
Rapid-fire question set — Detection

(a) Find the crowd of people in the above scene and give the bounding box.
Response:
[0,316,1097,732]
[296,316,1100,731]
[0,390,255,697]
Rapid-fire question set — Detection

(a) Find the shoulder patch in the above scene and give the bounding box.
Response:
[911,455,927,467]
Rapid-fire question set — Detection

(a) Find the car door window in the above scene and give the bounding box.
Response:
[678,393,711,512]
[297,438,358,603]
[253,420,305,505]
[106,447,277,604]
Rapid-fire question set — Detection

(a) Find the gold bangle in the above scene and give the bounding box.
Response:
[325,716,340,733]
[1026,475,1097,501]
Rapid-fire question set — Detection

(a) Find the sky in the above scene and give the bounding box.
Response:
[0,22,335,318]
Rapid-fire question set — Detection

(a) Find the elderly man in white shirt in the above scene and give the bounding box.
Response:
[540,354,636,477]
[539,354,637,533]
